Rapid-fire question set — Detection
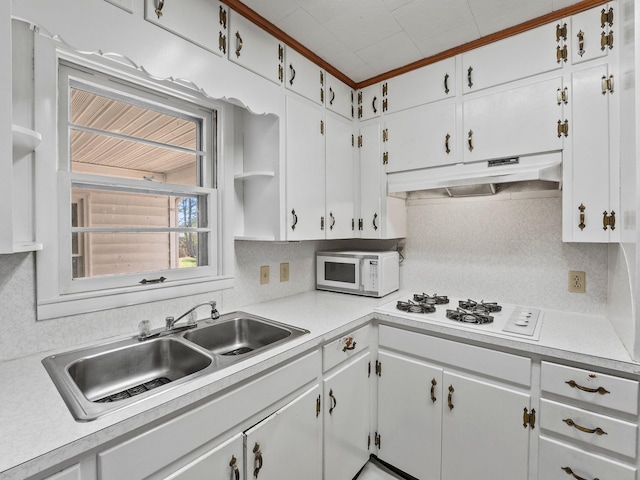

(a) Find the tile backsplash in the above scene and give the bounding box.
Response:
[0,193,608,362]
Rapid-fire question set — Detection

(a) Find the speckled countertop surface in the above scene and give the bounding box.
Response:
[1,290,638,479]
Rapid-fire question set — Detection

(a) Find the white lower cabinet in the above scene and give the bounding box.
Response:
[244,385,322,480]
[323,352,371,480]
[376,325,534,480]
[41,464,82,480]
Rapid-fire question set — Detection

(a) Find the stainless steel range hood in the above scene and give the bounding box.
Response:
[387,152,562,196]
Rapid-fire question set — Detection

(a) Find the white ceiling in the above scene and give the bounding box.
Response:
[237,0,586,83]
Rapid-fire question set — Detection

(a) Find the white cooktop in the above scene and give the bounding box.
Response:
[376,294,543,341]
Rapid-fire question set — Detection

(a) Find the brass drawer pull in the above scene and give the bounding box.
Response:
[342,336,356,352]
[253,443,263,478]
[565,379,610,395]
[561,466,598,480]
[563,418,607,436]
[447,385,454,410]
[329,388,337,414]
[230,455,240,480]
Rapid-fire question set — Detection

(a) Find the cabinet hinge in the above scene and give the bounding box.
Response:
[601,7,614,28]
[523,407,536,429]
[358,106,363,119]
[601,75,614,95]
[320,71,324,86]
[382,152,389,165]
[382,82,388,96]
[278,64,284,83]
[320,120,324,135]
[556,87,568,105]
[352,218,355,231]
[382,98,388,112]
[358,218,363,231]
[368,434,371,450]
[603,210,616,231]
[316,394,321,417]
[601,31,614,51]
[557,119,569,138]
[278,44,284,62]
[351,105,354,119]
[556,23,567,42]
[358,135,363,148]
[357,92,363,105]
[375,432,382,449]
[320,88,324,104]
[352,135,355,147]
[556,44,568,63]
[375,360,382,376]
[218,32,227,55]
[382,129,389,142]
[320,216,325,231]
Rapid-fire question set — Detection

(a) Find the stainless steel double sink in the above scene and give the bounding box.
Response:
[42,312,309,421]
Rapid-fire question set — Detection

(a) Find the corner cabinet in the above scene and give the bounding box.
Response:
[376,325,534,480]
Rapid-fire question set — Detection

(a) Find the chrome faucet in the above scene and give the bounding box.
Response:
[165,301,220,331]
[138,300,220,341]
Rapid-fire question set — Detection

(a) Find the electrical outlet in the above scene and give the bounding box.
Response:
[568,270,586,293]
[260,265,269,285]
[280,262,289,282]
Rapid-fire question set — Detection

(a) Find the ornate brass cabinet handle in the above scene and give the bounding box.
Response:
[155,0,164,18]
[289,64,296,85]
[230,455,240,480]
[235,31,243,57]
[565,379,610,395]
[342,336,356,352]
[430,378,437,403]
[447,385,454,410]
[561,466,598,480]
[563,418,607,436]
[329,389,337,414]
[578,204,586,230]
[253,443,263,478]
[291,209,298,230]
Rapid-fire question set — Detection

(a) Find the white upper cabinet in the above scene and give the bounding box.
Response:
[144,0,227,56]
[571,3,615,64]
[325,113,356,239]
[228,11,284,85]
[463,76,564,163]
[286,96,326,240]
[326,73,354,120]
[462,22,563,94]
[357,83,382,121]
[286,48,324,105]
[384,101,457,173]
[383,57,456,114]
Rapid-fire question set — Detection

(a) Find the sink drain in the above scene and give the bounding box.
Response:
[95,376,172,403]
[223,347,253,356]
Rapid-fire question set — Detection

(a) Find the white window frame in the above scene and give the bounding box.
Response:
[35,49,232,320]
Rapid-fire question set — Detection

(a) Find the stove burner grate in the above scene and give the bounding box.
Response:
[446,307,494,324]
[396,299,436,314]
[458,299,502,313]
[413,293,449,305]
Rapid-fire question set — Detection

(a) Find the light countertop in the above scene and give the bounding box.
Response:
[1,290,638,479]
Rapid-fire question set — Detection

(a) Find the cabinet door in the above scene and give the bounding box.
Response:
[441,372,531,480]
[244,385,322,480]
[462,22,562,93]
[384,101,457,173]
[325,113,355,239]
[286,96,325,240]
[358,84,382,121]
[571,4,614,64]
[463,76,563,163]
[563,64,614,242]
[164,433,243,480]
[42,465,81,480]
[143,0,226,56]
[377,351,443,480]
[229,11,284,85]
[286,49,323,104]
[326,73,354,120]
[384,57,455,114]
[324,353,371,480]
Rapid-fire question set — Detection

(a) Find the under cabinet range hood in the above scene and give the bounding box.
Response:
[387,152,562,196]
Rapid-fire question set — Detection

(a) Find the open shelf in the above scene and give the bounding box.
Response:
[12,124,41,161]
[234,171,275,181]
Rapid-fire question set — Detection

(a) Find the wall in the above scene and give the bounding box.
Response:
[401,191,609,314]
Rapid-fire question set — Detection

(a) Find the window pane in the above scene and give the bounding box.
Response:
[71,232,209,278]
[71,129,198,186]
[71,88,197,149]
[71,187,208,229]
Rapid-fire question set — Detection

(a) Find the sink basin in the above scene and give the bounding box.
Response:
[183,314,309,358]
[43,337,213,421]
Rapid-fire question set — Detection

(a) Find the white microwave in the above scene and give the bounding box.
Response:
[316,251,399,297]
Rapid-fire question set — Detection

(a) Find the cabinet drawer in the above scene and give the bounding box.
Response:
[323,325,370,372]
[541,362,638,415]
[540,399,637,458]
[539,435,636,480]
[99,351,319,480]
[378,325,530,387]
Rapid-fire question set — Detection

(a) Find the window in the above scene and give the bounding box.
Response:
[36,60,230,319]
